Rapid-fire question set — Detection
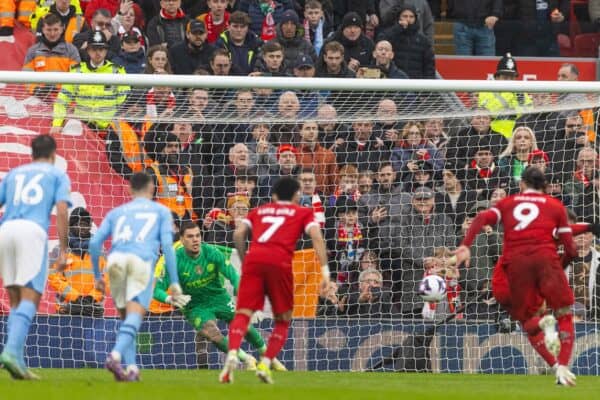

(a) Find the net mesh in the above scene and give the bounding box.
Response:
[0,76,599,373]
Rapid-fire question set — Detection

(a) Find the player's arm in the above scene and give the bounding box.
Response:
[233,221,250,261]
[307,224,330,287]
[455,208,500,267]
[220,258,240,295]
[153,255,171,303]
[89,215,112,293]
[556,209,577,267]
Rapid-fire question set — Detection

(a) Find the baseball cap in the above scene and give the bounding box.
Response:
[412,186,434,200]
[295,54,314,69]
[187,20,206,34]
[281,9,300,25]
[276,144,298,160]
[122,30,141,43]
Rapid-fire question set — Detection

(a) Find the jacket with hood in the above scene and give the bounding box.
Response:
[325,29,374,67]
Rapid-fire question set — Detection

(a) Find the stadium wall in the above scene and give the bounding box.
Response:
[1,317,598,375]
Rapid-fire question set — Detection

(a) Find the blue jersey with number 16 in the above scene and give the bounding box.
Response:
[92,197,173,265]
[0,161,72,232]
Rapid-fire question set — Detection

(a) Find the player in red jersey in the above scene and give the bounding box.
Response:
[219,177,330,384]
[455,167,578,386]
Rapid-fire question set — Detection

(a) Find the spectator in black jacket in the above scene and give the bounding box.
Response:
[377,5,435,79]
[168,20,215,74]
[364,40,409,79]
[270,9,317,66]
[315,40,355,77]
[448,0,502,56]
[146,0,190,48]
[325,12,374,74]
[335,115,391,172]
[215,11,262,75]
[112,30,146,74]
[331,0,379,31]
[341,268,397,319]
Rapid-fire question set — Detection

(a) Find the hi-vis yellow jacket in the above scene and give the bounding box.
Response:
[478,91,532,139]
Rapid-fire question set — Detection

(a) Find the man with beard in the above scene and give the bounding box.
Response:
[48,207,105,317]
[169,20,215,75]
[144,127,196,222]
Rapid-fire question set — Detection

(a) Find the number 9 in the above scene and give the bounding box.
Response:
[513,202,539,231]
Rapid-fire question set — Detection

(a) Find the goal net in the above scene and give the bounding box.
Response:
[0,72,599,374]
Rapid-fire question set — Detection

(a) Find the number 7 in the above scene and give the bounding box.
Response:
[257,216,285,243]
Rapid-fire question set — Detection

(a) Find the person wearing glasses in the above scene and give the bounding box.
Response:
[73,8,120,61]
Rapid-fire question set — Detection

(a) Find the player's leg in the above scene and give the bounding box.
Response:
[220,263,264,383]
[216,307,261,370]
[490,257,511,311]
[256,264,294,384]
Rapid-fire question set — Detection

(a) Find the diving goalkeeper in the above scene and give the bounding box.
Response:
[153,221,286,371]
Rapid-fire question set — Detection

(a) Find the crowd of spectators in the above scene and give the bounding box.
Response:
[10,0,600,325]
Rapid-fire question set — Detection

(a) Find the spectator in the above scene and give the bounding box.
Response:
[317,103,350,150]
[394,186,456,316]
[569,227,600,319]
[207,48,238,75]
[435,161,478,233]
[377,5,435,79]
[146,0,189,48]
[73,8,120,61]
[48,207,105,317]
[144,126,196,221]
[446,110,507,169]
[488,186,507,206]
[296,120,338,195]
[258,144,302,199]
[316,281,342,317]
[23,13,80,99]
[252,40,289,75]
[145,44,173,73]
[196,0,230,44]
[30,0,84,44]
[361,39,409,79]
[326,197,365,284]
[328,164,361,207]
[341,268,396,318]
[228,169,260,208]
[180,88,211,120]
[379,0,434,43]
[516,92,562,151]
[238,0,293,40]
[105,105,146,180]
[391,121,443,174]
[298,168,327,227]
[50,30,129,134]
[546,172,570,207]
[373,99,403,150]
[335,115,390,172]
[204,192,250,246]
[331,0,379,31]
[303,0,333,55]
[215,10,262,75]
[477,53,532,139]
[111,0,145,42]
[527,149,550,173]
[498,126,538,184]
[448,0,501,56]
[271,91,301,144]
[169,20,215,74]
[112,30,146,73]
[464,141,510,196]
[423,118,449,157]
[564,148,600,220]
[144,71,177,120]
[246,122,278,175]
[315,40,355,78]
[269,9,317,67]
[326,12,374,74]
[358,170,374,195]
[402,159,436,193]
[547,112,590,176]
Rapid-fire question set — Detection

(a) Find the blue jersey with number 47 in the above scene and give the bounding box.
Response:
[0,162,72,231]
[92,197,174,265]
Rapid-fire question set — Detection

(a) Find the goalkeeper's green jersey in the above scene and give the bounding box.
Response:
[153,243,239,306]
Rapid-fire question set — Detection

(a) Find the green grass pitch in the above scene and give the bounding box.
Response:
[0,370,599,400]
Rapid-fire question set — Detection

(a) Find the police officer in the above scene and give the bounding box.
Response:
[477,53,532,139]
[50,30,130,135]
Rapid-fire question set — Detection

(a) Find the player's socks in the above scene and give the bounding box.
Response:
[113,313,143,356]
[122,341,137,368]
[4,300,36,360]
[215,337,229,353]
[264,320,290,360]
[522,316,542,334]
[246,326,266,350]
[557,314,574,366]
[227,314,250,351]
[527,330,557,366]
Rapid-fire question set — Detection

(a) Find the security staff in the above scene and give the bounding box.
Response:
[50,30,130,134]
[478,53,532,139]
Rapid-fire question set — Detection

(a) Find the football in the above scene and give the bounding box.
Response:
[418,275,447,302]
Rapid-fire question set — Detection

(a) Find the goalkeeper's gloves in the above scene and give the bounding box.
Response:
[169,283,183,297]
[166,293,191,309]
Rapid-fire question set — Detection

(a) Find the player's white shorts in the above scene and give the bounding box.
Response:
[0,219,48,294]
[106,252,153,310]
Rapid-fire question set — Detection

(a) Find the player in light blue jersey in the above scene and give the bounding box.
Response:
[0,135,71,380]
[89,172,184,382]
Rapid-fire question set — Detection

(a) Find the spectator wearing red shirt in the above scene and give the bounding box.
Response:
[196,0,230,44]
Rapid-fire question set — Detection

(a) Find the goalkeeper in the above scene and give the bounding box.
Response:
[153,221,286,371]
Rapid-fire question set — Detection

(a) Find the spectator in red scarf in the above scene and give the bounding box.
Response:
[144,70,176,119]
[146,0,189,48]
[257,144,301,200]
[196,0,230,44]
[527,149,550,174]
[565,148,600,220]
[328,164,361,208]
[238,0,292,40]
[464,141,510,197]
[391,121,443,174]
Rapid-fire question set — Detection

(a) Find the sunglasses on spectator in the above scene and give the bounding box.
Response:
[566,124,582,129]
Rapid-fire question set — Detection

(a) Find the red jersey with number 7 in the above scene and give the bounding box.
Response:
[242,202,319,265]
[462,191,576,260]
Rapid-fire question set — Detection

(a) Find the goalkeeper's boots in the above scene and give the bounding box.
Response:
[244,355,257,371]
[105,351,127,381]
[219,352,238,384]
[555,365,576,387]
[539,315,560,357]
[0,352,26,380]
[256,361,274,384]
[125,365,140,382]
[23,369,41,380]
[271,358,287,372]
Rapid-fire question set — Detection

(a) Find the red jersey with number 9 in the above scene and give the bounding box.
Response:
[242,202,319,265]
[491,191,571,258]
